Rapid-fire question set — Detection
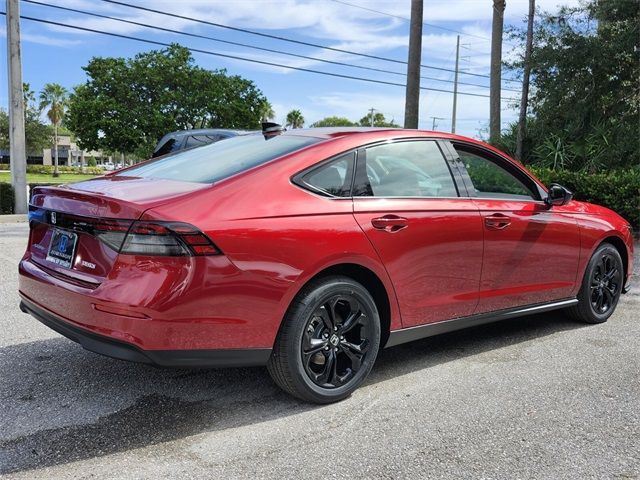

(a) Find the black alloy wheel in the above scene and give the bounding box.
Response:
[301,295,372,388]
[589,251,622,315]
[268,276,381,403]
[566,243,624,324]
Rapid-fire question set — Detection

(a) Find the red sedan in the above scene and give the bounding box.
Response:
[19,128,634,403]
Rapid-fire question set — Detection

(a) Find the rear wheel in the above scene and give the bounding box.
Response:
[267,276,381,404]
[566,243,624,324]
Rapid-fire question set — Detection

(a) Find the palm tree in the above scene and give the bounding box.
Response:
[39,83,68,177]
[286,109,304,129]
[515,0,535,161]
[490,0,506,143]
[259,100,275,122]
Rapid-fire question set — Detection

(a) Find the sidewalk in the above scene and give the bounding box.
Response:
[0,214,27,223]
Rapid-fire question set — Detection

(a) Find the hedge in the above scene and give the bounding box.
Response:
[0,164,103,175]
[529,167,640,232]
[0,183,14,214]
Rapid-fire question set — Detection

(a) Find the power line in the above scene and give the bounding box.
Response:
[21,0,403,80]
[329,0,491,42]
[329,0,520,48]
[1,11,519,102]
[22,0,520,93]
[97,0,521,84]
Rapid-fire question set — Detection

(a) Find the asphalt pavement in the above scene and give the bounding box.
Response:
[1,222,638,479]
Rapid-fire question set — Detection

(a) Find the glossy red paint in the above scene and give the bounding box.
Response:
[18,129,634,363]
[472,198,581,312]
[353,197,483,326]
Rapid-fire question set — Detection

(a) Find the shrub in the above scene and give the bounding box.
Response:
[530,166,640,232]
[25,165,103,175]
[0,182,15,214]
[86,156,97,167]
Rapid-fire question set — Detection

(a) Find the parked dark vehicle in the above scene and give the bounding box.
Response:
[152,128,250,158]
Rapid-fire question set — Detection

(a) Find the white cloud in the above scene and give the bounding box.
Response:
[0,24,81,47]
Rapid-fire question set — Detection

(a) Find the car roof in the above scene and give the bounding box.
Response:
[280,127,484,146]
[167,128,252,138]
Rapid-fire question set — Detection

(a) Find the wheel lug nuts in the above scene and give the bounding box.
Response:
[334,326,337,331]
[340,336,344,340]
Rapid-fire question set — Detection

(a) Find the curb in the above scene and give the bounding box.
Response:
[0,214,28,223]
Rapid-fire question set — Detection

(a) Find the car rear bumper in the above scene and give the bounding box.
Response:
[18,253,283,351]
[19,297,271,368]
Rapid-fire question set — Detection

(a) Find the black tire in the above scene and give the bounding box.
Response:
[267,275,381,404]
[566,243,624,324]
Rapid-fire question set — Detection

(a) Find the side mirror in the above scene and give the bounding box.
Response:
[545,183,573,207]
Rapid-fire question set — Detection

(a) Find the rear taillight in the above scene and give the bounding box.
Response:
[28,206,220,257]
[93,220,131,252]
[119,222,221,256]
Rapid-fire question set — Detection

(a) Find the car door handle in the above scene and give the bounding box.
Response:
[485,213,511,230]
[371,215,408,233]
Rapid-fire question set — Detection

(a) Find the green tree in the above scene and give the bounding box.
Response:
[310,116,357,127]
[503,0,639,171]
[259,100,275,122]
[0,83,52,158]
[39,83,68,177]
[286,109,305,129]
[358,112,399,128]
[66,44,268,159]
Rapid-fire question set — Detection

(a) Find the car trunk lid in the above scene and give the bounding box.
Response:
[27,176,209,286]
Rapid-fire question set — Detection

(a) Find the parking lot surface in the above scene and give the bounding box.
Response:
[1,222,638,479]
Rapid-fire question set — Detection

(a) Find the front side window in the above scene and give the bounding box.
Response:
[455,147,536,200]
[295,152,354,197]
[355,140,458,198]
[118,134,321,184]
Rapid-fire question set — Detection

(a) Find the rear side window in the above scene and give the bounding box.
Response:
[185,134,222,149]
[294,152,355,197]
[119,134,321,184]
[355,140,458,198]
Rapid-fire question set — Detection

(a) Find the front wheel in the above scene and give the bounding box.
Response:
[267,276,381,404]
[566,243,624,324]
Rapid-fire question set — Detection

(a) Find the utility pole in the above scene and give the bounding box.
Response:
[368,107,376,127]
[403,0,423,129]
[489,0,506,142]
[451,35,460,134]
[6,0,27,214]
[430,116,445,130]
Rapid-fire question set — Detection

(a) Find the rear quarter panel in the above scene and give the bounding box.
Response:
[142,137,403,347]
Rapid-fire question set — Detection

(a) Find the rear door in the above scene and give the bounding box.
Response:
[352,139,483,328]
[449,142,581,313]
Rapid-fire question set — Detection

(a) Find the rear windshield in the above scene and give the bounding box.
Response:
[118,134,321,184]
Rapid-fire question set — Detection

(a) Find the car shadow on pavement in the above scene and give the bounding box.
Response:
[0,311,585,475]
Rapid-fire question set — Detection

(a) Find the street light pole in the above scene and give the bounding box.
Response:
[6,0,27,214]
[368,107,376,127]
[430,116,445,130]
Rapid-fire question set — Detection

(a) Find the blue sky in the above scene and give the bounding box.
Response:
[1,0,578,138]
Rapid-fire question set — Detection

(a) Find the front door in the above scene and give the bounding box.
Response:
[451,142,581,313]
[352,139,483,328]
